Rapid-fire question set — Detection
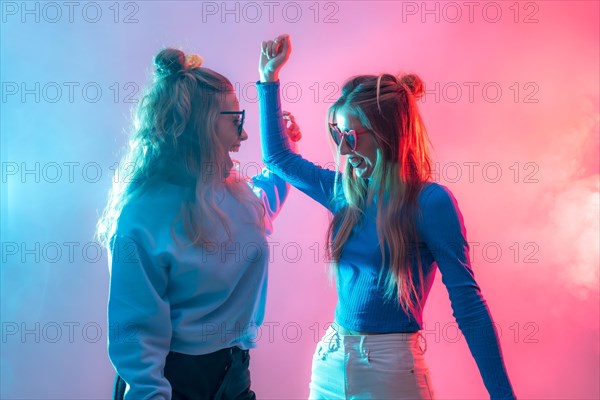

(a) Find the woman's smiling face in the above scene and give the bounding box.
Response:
[216,92,248,177]
[334,107,379,179]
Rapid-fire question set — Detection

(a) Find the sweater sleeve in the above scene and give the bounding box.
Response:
[420,185,516,399]
[252,168,290,219]
[107,234,172,400]
[257,81,338,210]
[251,168,290,235]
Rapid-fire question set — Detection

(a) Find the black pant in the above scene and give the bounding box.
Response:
[112,346,256,400]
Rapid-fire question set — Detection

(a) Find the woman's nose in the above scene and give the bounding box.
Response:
[240,128,248,141]
[338,138,352,155]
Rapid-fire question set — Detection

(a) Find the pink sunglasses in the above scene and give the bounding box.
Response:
[328,123,370,151]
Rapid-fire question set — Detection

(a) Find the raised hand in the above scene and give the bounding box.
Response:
[283,111,302,143]
[259,34,292,83]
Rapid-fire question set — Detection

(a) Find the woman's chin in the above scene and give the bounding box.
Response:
[221,155,234,179]
[354,166,373,179]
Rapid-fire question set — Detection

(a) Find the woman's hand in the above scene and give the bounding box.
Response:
[259,34,292,83]
[283,111,301,142]
[283,110,301,151]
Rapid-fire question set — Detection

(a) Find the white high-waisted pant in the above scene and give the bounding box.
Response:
[309,324,435,399]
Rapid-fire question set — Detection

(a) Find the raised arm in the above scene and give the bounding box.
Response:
[108,235,172,400]
[252,168,289,220]
[420,185,517,399]
[250,110,309,234]
[258,34,339,209]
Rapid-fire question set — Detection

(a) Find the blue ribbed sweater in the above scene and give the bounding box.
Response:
[257,81,516,399]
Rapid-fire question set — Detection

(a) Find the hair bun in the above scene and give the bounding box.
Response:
[400,73,424,100]
[154,48,186,78]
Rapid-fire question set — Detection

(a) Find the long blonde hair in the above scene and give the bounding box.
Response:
[97,48,264,248]
[326,73,433,318]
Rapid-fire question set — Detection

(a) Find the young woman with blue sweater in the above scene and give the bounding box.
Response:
[97,48,294,399]
[257,34,516,399]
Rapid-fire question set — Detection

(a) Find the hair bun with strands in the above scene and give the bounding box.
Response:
[154,48,204,79]
[398,73,425,101]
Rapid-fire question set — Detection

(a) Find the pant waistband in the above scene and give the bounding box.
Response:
[327,324,427,353]
[170,345,248,359]
[212,346,248,357]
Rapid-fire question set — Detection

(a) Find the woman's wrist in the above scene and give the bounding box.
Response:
[260,71,279,83]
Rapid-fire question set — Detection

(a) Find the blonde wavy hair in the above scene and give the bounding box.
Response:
[97,48,264,249]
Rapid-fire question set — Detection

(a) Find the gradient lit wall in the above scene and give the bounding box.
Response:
[1,1,599,399]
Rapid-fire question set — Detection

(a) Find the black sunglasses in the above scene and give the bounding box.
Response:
[220,110,245,137]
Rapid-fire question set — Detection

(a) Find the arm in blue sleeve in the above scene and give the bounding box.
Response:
[257,81,339,210]
[108,235,172,400]
[421,185,516,399]
[251,168,289,235]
